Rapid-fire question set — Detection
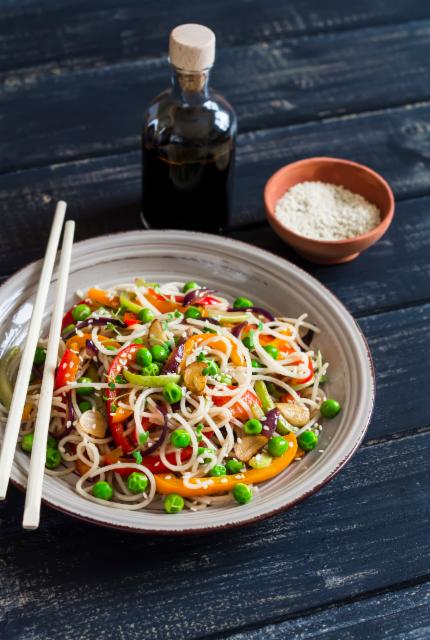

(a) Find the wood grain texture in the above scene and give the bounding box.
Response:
[0,107,429,314]
[2,0,430,73]
[1,430,429,640]
[221,582,430,639]
[3,21,430,172]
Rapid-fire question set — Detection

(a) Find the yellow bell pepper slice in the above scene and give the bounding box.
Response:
[86,287,119,309]
[154,433,297,496]
[182,333,244,367]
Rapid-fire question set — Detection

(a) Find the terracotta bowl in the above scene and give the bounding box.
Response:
[264,157,395,264]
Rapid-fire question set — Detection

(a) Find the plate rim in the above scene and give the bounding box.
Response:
[2,228,375,534]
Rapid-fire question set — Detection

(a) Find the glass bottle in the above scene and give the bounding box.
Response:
[141,24,237,233]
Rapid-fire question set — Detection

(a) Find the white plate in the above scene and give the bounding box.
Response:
[1,230,374,533]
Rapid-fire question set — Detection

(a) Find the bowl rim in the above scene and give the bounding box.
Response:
[2,228,376,534]
[264,156,395,246]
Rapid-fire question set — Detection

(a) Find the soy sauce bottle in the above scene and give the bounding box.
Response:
[141,24,237,233]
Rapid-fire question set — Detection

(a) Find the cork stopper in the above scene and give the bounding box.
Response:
[169,24,215,71]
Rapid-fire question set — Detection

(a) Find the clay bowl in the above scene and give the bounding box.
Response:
[264,157,395,264]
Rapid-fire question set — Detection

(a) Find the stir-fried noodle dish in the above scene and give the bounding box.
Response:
[1,279,341,514]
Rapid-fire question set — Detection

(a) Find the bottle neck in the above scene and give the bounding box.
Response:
[171,66,211,104]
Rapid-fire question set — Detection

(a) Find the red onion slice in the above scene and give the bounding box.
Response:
[183,288,217,307]
[262,408,280,437]
[62,317,126,340]
[228,306,274,321]
[162,340,185,374]
[85,339,98,357]
[140,405,169,458]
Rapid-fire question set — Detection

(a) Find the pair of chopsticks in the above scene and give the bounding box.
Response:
[0,201,75,529]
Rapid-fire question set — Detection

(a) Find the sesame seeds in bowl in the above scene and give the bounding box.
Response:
[264,157,395,264]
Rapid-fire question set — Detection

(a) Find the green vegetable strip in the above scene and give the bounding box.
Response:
[119,292,144,315]
[123,369,180,387]
[0,347,21,409]
[254,380,275,412]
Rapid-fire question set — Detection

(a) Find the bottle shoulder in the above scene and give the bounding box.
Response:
[142,87,237,147]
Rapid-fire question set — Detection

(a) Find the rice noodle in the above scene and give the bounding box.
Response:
[6,278,332,514]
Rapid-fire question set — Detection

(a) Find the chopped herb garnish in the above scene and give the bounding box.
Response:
[132,451,143,465]
[139,432,149,445]
[115,375,127,384]
[110,403,118,413]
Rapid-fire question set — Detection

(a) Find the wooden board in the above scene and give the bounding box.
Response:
[3,21,430,172]
[2,1,430,72]
[1,429,429,639]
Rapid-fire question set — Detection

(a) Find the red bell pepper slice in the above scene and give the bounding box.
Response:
[123,312,140,327]
[104,446,193,476]
[292,358,314,385]
[106,343,141,453]
[54,348,80,389]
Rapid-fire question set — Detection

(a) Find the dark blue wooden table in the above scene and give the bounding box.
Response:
[1,2,430,638]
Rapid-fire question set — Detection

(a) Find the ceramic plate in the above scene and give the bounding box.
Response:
[1,230,374,533]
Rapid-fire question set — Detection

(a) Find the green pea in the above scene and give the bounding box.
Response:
[62,323,76,336]
[170,428,191,448]
[202,360,219,377]
[184,306,201,320]
[320,398,341,419]
[127,472,149,494]
[163,382,183,404]
[164,493,185,514]
[133,337,144,344]
[264,345,279,360]
[34,346,46,366]
[233,483,253,504]
[142,362,160,376]
[47,435,58,450]
[137,308,154,323]
[243,418,263,435]
[298,430,319,451]
[136,347,152,367]
[21,433,34,453]
[78,400,93,413]
[45,448,61,469]
[268,436,288,457]
[92,481,113,501]
[151,344,169,363]
[233,297,253,309]
[210,464,227,477]
[72,303,91,322]
[183,281,199,293]
[251,359,261,369]
[226,458,244,474]
[76,377,94,396]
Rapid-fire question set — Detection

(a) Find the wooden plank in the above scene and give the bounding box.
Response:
[0,103,429,315]
[2,1,430,73]
[221,581,430,639]
[1,430,429,640]
[3,21,430,172]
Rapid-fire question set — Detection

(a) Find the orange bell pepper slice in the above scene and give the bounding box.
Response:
[86,287,119,309]
[154,433,297,496]
[182,333,244,367]
[144,288,186,314]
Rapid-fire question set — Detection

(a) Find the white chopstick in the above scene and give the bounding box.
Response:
[0,201,67,500]
[23,220,75,529]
